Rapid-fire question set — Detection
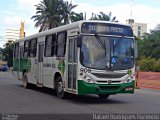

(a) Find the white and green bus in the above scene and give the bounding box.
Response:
[13,20,137,99]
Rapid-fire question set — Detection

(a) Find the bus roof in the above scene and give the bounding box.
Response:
[15,20,131,43]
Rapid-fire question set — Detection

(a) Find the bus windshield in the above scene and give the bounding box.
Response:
[80,35,134,70]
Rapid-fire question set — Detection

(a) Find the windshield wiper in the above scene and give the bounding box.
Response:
[113,35,124,48]
[113,35,124,55]
[95,33,106,49]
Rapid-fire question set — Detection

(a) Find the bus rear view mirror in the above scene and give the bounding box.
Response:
[134,40,138,58]
[77,36,82,47]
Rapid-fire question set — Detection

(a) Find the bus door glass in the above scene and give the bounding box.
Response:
[37,42,44,85]
[68,37,78,90]
[19,46,23,76]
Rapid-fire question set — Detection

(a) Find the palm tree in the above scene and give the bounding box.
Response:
[70,12,86,22]
[91,12,118,22]
[90,13,99,20]
[31,0,64,32]
[62,1,77,24]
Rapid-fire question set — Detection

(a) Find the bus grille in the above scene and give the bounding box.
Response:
[92,73,126,79]
[96,80,121,84]
[99,86,120,91]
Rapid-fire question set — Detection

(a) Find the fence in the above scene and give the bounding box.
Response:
[136,71,160,90]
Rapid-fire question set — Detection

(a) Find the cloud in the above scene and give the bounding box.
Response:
[17,0,41,7]
[3,16,21,29]
[73,2,131,21]
[73,2,160,32]
[14,0,41,35]
[2,15,38,37]
[132,4,160,31]
[3,0,160,37]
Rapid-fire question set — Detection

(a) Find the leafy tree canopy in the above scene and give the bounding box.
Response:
[90,12,118,22]
[2,40,14,67]
[138,30,160,59]
[31,0,119,32]
[31,0,77,32]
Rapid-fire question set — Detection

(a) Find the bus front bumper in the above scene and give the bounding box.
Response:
[78,80,135,95]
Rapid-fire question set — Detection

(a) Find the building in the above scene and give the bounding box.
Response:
[5,21,25,42]
[133,22,147,38]
[5,29,20,42]
[126,19,147,38]
[126,19,135,28]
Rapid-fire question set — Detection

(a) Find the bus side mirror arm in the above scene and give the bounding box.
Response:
[77,36,82,47]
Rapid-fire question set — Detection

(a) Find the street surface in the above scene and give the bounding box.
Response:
[0,71,160,114]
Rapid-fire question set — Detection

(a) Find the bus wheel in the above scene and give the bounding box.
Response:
[98,94,110,99]
[56,77,66,99]
[22,72,30,88]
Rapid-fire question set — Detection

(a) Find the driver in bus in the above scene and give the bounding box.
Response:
[81,38,91,66]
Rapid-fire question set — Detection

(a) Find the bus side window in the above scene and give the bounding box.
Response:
[20,47,24,58]
[56,32,67,57]
[14,43,19,58]
[29,39,37,58]
[45,34,56,57]
[24,40,29,58]
[52,34,56,55]
[45,35,52,57]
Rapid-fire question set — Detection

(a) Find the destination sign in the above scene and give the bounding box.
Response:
[81,22,133,37]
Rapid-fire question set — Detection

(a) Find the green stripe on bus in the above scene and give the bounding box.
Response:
[13,58,31,72]
[78,80,135,95]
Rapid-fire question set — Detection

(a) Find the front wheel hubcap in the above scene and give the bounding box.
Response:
[57,82,63,94]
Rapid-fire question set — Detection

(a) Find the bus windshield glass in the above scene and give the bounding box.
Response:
[80,35,134,70]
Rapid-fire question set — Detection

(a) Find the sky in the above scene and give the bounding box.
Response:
[0,0,160,47]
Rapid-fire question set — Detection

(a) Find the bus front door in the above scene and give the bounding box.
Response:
[37,42,44,86]
[67,37,77,91]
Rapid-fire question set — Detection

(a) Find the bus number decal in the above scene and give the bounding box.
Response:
[80,68,91,73]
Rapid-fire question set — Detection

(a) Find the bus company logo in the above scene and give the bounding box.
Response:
[58,58,65,75]
[108,80,112,84]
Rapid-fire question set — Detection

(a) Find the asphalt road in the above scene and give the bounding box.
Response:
[0,71,160,115]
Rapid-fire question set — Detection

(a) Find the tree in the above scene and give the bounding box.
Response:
[139,30,160,59]
[31,0,77,32]
[2,40,14,67]
[134,35,142,57]
[90,12,118,22]
[0,47,3,60]
[31,0,64,32]
[70,12,86,22]
[62,1,77,24]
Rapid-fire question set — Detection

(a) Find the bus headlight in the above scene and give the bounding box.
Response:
[83,74,94,84]
[123,76,133,83]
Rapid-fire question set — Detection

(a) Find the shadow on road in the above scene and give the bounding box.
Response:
[17,84,128,104]
[66,95,128,104]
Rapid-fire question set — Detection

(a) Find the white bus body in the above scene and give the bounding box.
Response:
[13,20,136,98]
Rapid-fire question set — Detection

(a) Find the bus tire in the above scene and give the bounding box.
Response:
[98,94,110,99]
[22,72,30,89]
[56,76,66,99]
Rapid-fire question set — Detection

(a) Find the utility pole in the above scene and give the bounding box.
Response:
[130,0,133,19]
[126,0,134,28]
